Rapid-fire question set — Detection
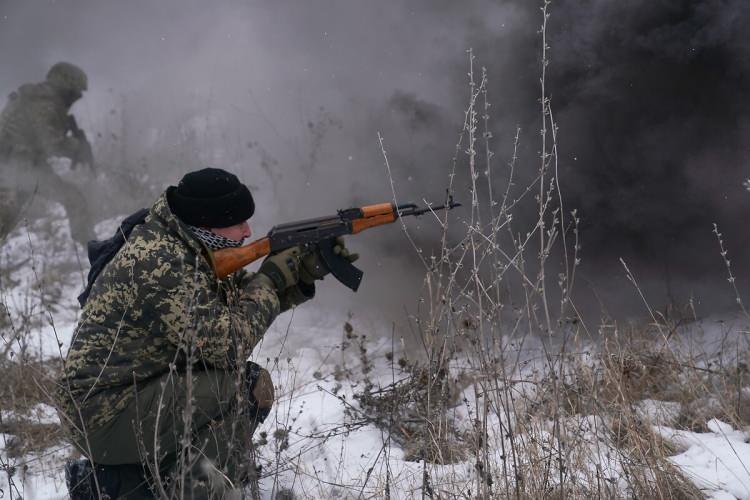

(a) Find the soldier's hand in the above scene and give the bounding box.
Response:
[299,248,328,285]
[300,237,358,285]
[332,236,359,263]
[259,246,302,293]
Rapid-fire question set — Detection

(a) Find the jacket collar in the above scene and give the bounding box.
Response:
[149,191,212,263]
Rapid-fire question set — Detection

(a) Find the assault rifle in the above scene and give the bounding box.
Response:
[211,198,461,291]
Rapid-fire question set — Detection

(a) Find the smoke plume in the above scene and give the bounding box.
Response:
[1,0,749,323]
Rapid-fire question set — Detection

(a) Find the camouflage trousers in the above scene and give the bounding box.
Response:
[70,365,274,498]
[0,157,93,244]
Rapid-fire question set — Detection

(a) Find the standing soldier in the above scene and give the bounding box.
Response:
[0,62,95,244]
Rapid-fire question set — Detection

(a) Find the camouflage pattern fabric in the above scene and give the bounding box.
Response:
[58,191,284,439]
[66,364,275,497]
[76,369,250,496]
[0,82,85,161]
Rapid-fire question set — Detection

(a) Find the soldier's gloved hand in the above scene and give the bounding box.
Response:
[259,246,302,293]
[300,236,359,285]
[333,236,359,262]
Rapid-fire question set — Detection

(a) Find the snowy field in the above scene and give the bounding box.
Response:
[2,209,750,499]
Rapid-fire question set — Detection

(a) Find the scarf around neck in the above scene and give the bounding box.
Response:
[188,225,244,251]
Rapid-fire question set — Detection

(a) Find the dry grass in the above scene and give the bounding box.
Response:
[0,340,64,459]
[333,316,745,499]
[2,6,749,500]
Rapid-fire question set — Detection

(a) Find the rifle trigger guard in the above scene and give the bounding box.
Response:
[318,238,363,292]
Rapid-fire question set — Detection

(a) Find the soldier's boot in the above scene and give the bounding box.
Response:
[0,187,27,243]
[65,458,154,500]
[276,489,297,500]
[0,209,16,242]
[66,459,93,500]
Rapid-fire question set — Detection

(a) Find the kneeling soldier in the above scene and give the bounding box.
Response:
[58,168,342,499]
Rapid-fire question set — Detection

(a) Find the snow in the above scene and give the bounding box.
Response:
[1,403,60,426]
[635,399,683,427]
[5,311,750,499]
[3,212,750,499]
[0,203,83,359]
[656,420,750,499]
[0,431,71,500]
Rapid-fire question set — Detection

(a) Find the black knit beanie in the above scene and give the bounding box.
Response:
[167,168,255,228]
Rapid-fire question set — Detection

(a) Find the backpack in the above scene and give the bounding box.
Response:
[77,208,148,307]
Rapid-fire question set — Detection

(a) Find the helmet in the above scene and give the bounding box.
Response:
[45,62,88,93]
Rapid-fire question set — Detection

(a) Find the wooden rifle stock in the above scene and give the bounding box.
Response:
[212,237,271,279]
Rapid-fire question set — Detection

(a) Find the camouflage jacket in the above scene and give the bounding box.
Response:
[59,192,284,432]
[0,82,81,162]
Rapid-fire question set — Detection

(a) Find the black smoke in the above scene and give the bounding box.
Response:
[534,0,750,316]
[423,0,750,318]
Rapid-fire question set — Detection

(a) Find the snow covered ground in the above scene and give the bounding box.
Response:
[2,209,750,499]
